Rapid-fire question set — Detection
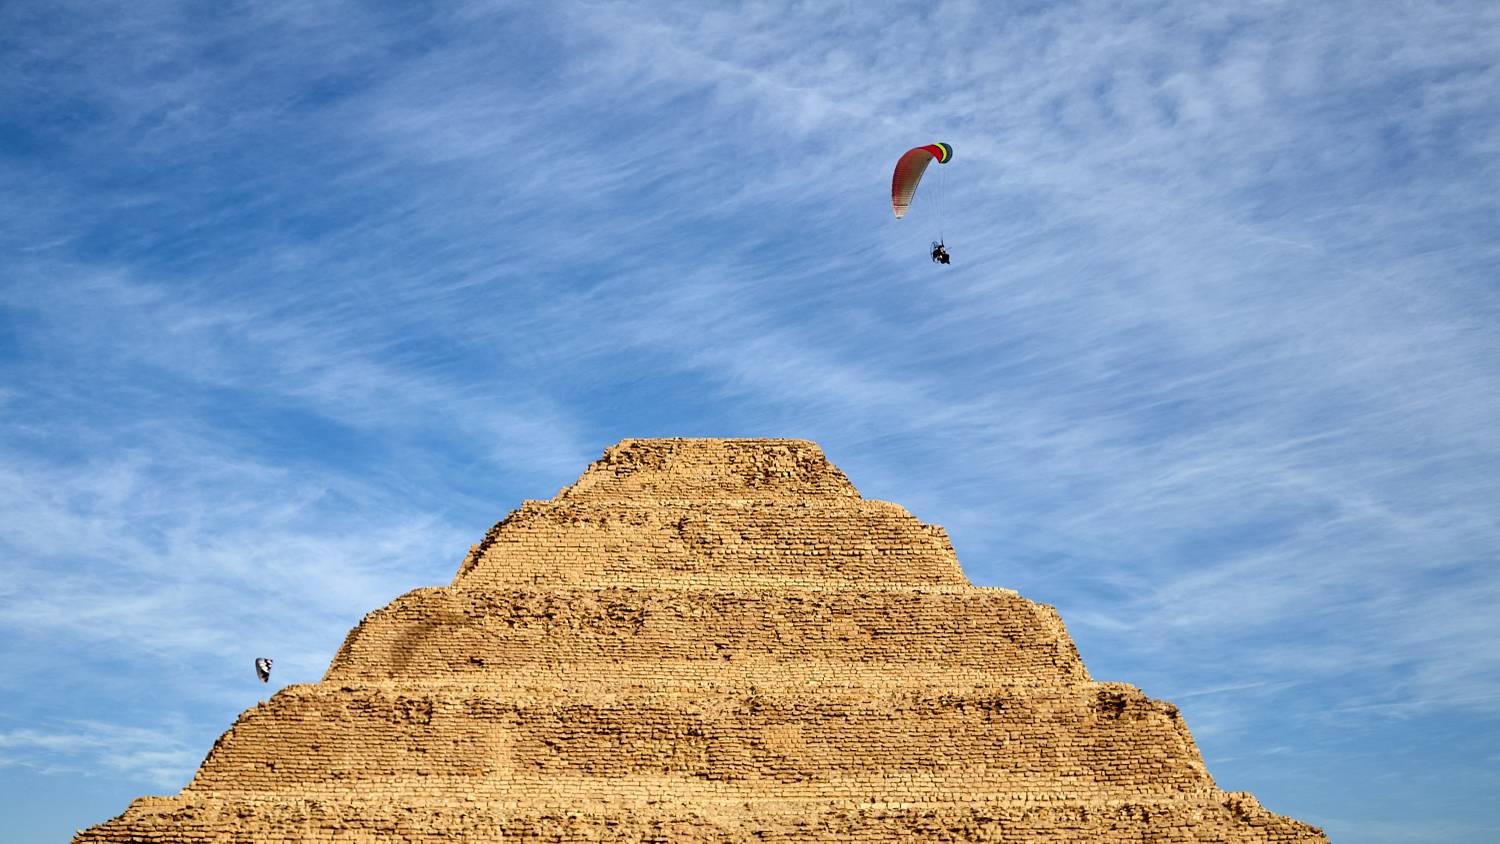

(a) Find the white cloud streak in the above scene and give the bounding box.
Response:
[3,1,1498,840]
[0,719,200,789]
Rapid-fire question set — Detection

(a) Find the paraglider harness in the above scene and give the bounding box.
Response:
[931,241,951,264]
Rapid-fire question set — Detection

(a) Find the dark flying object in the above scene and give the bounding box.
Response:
[255,657,273,683]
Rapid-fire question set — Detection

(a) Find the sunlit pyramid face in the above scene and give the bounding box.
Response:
[77,441,1330,843]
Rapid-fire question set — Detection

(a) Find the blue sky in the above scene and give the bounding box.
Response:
[2,1,1497,841]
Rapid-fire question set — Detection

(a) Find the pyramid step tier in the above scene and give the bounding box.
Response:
[185,682,1210,798]
[552,438,864,502]
[455,500,967,587]
[78,793,1328,843]
[325,586,1088,684]
[325,664,1081,693]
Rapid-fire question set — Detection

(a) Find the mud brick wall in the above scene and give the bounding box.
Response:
[555,439,864,502]
[78,438,1326,843]
[453,501,969,588]
[184,683,1211,799]
[323,586,1089,685]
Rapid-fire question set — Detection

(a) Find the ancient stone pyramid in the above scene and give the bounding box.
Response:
[79,438,1326,842]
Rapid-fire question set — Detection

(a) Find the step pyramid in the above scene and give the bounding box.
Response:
[78,438,1326,842]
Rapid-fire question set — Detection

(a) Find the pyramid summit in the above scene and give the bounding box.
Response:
[79,438,1326,842]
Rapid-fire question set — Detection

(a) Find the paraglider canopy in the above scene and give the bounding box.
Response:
[891,142,952,219]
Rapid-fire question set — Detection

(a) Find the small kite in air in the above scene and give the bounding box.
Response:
[255,658,273,683]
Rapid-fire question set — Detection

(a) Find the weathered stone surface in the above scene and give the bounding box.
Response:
[77,438,1326,842]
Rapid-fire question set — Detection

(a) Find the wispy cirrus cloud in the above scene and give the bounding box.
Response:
[3,1,1498,841]
[0,719,201,789]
